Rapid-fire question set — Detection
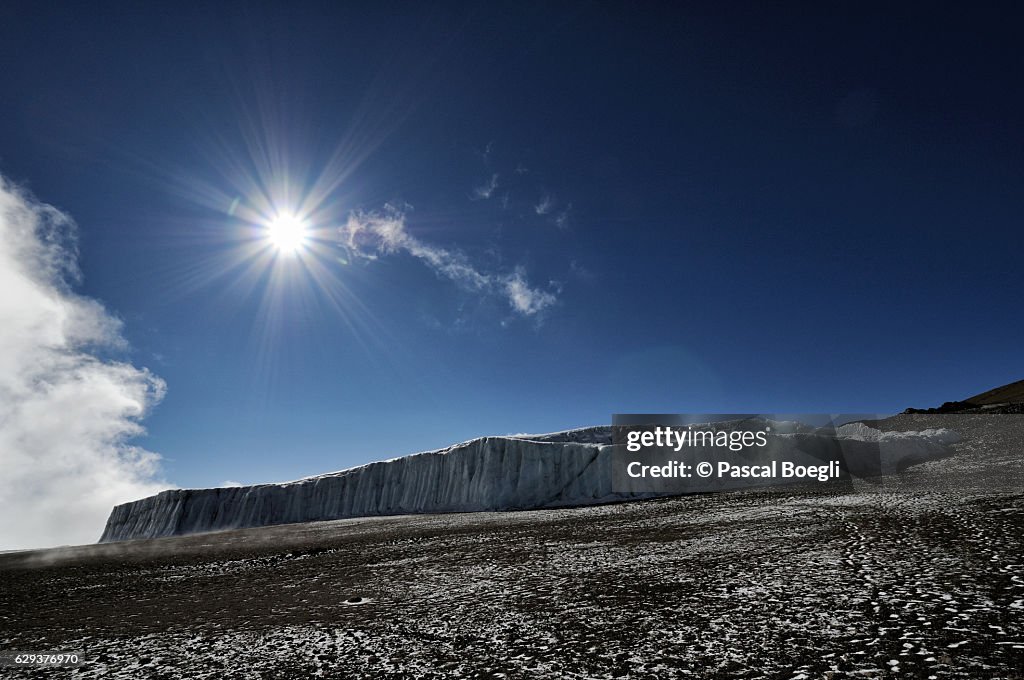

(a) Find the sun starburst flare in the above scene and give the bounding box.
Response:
[266,212,308,254]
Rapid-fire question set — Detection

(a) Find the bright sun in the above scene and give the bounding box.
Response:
[267,213,308,253]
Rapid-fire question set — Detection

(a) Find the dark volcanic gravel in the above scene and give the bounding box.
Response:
[1,414,1022,679]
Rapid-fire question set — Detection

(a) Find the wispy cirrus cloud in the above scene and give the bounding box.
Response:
[554,203,572,230]
[534,193,553,215]
[0,174,172,550]
[339,206,556,317]
[503,268,556,316]
[471,173,499,200]
[535,192,571,229]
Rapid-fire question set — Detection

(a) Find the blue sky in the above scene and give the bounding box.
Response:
[0,1,1021,499]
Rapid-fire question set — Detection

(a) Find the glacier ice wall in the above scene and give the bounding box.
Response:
[100,435,639,542]
[100,424,960,543]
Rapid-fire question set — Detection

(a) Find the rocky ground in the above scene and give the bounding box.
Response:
[1,414,1022,679]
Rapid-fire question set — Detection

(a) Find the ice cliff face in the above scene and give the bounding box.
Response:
[100,424,960,543]
[100,434,634,542]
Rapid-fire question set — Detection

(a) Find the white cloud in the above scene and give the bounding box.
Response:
[339,206,556,317]
[504,268,557,316]
[0,174,172,550]
[554,203,572,229]
[471,173,499,200]
[219,480,243,488]
[535,193,553,215]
